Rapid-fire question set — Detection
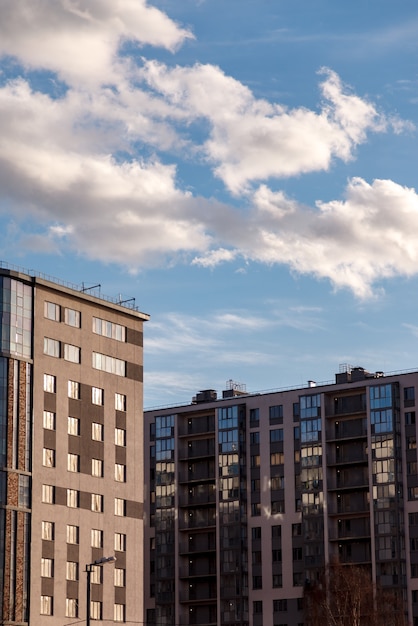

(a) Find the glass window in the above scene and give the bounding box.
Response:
[42,521,54,541]
[91,529,103,548]
[114,568,125,587]
[249,407,260,425]
[115,428,126,447]
[64,308,81,328]
[44,301,60,321]
[92,352,126,377]
[91,493,103,512]
[114,532,126,552]
[115,392,126,411]
[44,374,56,393]
[67,525,79,544]
[66,561,78,581]
[115,463,126,482]
[42,448,55,468]
[270,429,284,442]
[67,453,80,472]
[115,498,125,516]
[43,411,55,430]
[90,601,102,620]
[91,565,102,584]
[68,416,80,436]
[269,405,283,421]
[114,603,125,622]
[44,337,60,357]
[250,432,260,445]
[41,557,53,577]
[92,387,103,405]
[92,422,103,441]
[68,380,80,399]
[42,484,54,504]
[64,344,81,363]
[66,598,78,618]
[93,317,126,342]
[40,595,53,615]
[67,489,79,508]
[92,459,103,477]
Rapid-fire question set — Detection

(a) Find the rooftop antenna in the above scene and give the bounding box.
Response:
[81,283,101,293]
[118,296,136,306]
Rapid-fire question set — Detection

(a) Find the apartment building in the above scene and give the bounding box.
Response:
[0,263,149,625]
[144,367,418,626]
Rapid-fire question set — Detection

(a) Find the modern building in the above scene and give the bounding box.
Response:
[0,262,149,625]
[144,368,418,626]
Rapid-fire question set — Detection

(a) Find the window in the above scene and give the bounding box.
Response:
[292,523,302,536]
[272,549,282,562]
[273,574,282,588]
[270,429,284,443]
[114,532,126,552]
[91,494,103,512]
[40,595,53,616]
[43,411,55,430]
[273,599,287,612]
[272,525,282,537]
[293,547,302,560]
[91,565,102,584]
[44,301,60,321]
[251,454,260,468]
[66,561,78,581]
[42,448,55,468]
[251,503,261,516]
[405,386,415,405]
[253,601,263,614]
[114,603,126,622]
[252,575,262,589]
[92,386,104,405]
[93,317,126,342]
[66,598,78,618]
[64,343,81,363]
[251,527,261,540]
[92,459,103,477]
[68,380,80,399]
[92,352,126,377]
[270,452,284,465]
[67,453,79,472]
[271,499,285,514]
[42,521,54,541]
[271,476,284,490]
[115,393,126,411]
[68,416,80,436]
[42,484,54,504]
[250,432,260,445]
[269,404,283,422]
[115,463,126,482]
[64,307,81,328]
[44,374,56,393]
[90,601,102,620]
[406,411,416,425]
[114,568,125,587]
[67,525,79,544]
[41,557,53,577]
[91,529,103,548]
[249,408,260,426]
[92,422,103,441]
[67,489,79,508]
[44,337,60,357]
[293,572,303,586]
[115,498,125,516]
[115,428,126,447]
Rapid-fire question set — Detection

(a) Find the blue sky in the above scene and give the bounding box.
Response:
[1,0,418,407]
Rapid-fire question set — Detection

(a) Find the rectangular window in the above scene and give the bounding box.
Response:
[66,598,78,618]
[251,503,261,517]
[67,489,79,508]
[64,343,81,363]
[67,525,79,544]
[91,528,103,548]
[249,408,260,426]
[68,380,80,399]
[115,428,126,447]
[252,575,262,589]
[42,484,54,504]
[93,317,126,342]
[114,603,126,622]
[42,448,55,468]
[253,601,263,614]
[270,429,284,442]
[68,416,80,436]
[64,307,81,328]
[269,404,283,423]
[92,352,126,377]
[40,595,53,616]
[91,493,104,512]
[44,374,56,393]
[273,574,282,588]
[92,422,103,441]
[91,565,102,584]
[41,557,53,578]
[273,599,288,612]
[250,432,260,445]
[43,411,55,430]
[90,601,102,620]
[92,386,104,405]
[114,568,125,587]
[67,453,80,472]
[115,392,126,411]
[114,532,126,552]
[92,459,103,478]
[270,452,284,465]
[66,561,78,581]
[115,498,126,516]
[44,337,60,357]
[42,521,54,541]
[251,527,262,540]
[115,463,126,482]
[44,301,60,321]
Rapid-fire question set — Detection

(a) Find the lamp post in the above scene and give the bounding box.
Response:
[85,555,116,626]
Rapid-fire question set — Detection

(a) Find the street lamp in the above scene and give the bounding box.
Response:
[85,555,116,626]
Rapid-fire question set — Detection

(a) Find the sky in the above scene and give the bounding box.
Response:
[1,0,418,407]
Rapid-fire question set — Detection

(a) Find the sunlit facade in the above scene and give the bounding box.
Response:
[144,368,418,626]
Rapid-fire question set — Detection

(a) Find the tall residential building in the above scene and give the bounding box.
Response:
[144,368,418,626]
[0,263,149,625]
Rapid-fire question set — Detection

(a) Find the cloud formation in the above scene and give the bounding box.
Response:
[0,0,415,297]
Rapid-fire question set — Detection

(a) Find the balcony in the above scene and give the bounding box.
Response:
[178,439,215,460]
[178,415,215,437]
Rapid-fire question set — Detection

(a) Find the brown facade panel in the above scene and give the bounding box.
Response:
[7,472,19,507]
[114,586,126,604]
[18,361,27,470]
[44,391,56,413]
[67,543,79,562]
[66,580,79,598]
[126,327,143,347]
[115,411,127,428]
[41,577,54,596]
[115,446,126,465]
[55,486,67,506]
[126,362,143,382]
[43,429,56,449]
[15,510,27,622]
[79,491,91,510]
[126,500,143,519]
[42,540,55,559]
